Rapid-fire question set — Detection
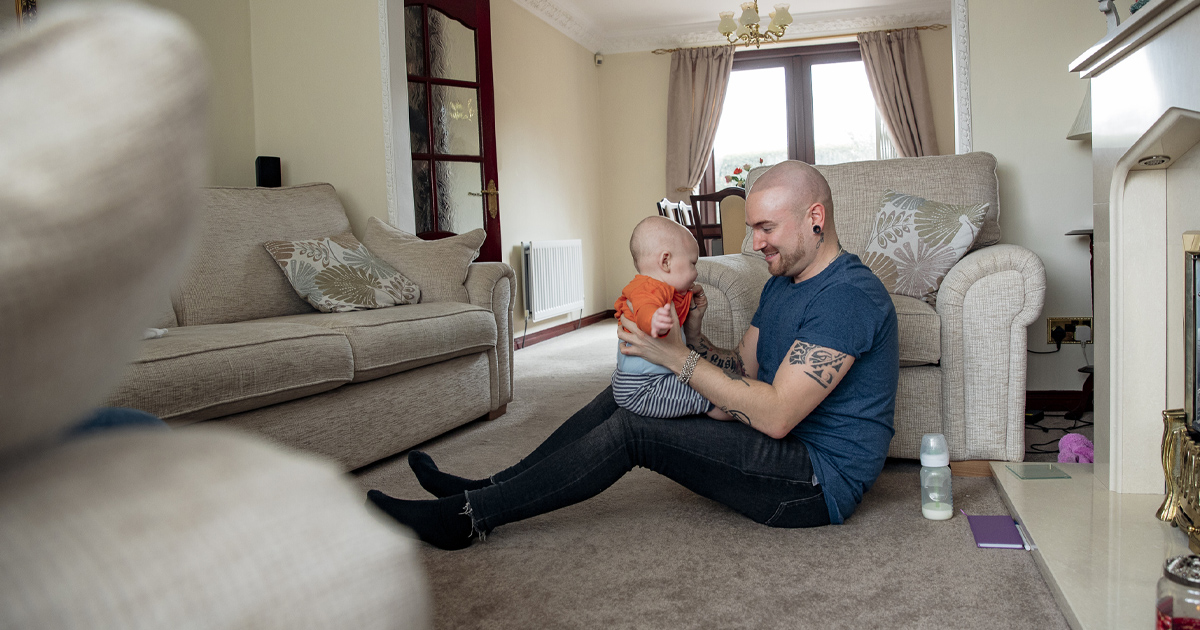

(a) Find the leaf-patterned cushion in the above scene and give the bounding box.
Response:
[862,190,989,305]
[263,233,420,313]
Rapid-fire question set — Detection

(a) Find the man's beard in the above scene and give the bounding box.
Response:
[767,241,806,277]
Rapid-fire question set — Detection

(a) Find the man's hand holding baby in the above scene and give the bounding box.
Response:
[684,283,705,341]
[618,303,690,373]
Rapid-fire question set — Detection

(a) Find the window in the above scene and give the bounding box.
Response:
[705,43,897,193]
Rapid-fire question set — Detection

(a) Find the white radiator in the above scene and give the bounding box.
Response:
[522,239,585,322]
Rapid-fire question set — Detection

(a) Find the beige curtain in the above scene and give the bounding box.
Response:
[665,46,734,202]
[857,28,938,157]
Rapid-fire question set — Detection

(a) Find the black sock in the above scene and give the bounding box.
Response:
[408,451,493,498]
[366,490,475,550]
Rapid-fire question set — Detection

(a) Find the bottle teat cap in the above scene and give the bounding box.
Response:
[920,433,950,467]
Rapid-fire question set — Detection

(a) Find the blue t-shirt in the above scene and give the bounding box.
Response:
[749,253,899,524]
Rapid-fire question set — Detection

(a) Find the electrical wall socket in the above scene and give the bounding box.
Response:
[1046,317,1093,344]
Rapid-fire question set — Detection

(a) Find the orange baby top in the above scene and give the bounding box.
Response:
[614,275,691,337]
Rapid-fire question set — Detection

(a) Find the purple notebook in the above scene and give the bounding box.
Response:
[964,513,1026,549]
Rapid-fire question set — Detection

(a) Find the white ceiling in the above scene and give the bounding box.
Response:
[511,0,952,53]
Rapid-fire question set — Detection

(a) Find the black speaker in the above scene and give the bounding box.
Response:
[255,156,281,188]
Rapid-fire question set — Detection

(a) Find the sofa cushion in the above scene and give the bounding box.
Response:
[893,294,940,367]
[175,184,354,326]
[814,152,1000,258]
[106,322,354,424]
[360,217,484,303]
[862,190,988,305]
[264,232,420,312]
[261,302,498,383]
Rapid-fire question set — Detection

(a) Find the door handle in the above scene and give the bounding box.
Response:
[468,180,499,219]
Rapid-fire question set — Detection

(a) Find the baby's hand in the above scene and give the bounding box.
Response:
[649,303,673,337]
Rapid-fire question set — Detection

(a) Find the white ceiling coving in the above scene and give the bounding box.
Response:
[510,0,952,53]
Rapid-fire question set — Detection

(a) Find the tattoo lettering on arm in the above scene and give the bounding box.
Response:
[720,406,752,427]
[690,334,747,379]
[787,341,848,390]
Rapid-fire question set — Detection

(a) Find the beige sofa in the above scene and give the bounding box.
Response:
[107,183,515,471]
[697,153,1046,463]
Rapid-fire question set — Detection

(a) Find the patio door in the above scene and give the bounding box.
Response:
[404,0,502,261]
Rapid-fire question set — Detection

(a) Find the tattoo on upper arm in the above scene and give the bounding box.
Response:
[787,341,848,390]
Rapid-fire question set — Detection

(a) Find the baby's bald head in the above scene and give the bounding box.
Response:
[630,216,693,272]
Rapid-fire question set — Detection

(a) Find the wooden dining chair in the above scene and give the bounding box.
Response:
[689,187,746,256]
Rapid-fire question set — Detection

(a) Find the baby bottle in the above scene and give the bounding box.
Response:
[920,433,953,520]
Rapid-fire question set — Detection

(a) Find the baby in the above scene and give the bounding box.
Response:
[613,216,730,420]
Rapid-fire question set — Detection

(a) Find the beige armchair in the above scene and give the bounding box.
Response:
[695,153,1046,464]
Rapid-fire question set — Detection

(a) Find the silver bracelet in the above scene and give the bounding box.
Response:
[678,350,701,385]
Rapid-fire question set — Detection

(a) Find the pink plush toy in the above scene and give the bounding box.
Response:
[1058,433,1094,464]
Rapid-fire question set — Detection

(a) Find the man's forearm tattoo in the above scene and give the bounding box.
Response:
[689,334,746,380]
[787,341,848,389]
[720,406,752,427]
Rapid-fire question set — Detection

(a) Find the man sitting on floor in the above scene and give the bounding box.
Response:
[367,160,900,548]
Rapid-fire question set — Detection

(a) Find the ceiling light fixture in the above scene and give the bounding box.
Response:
[718,2,792,48]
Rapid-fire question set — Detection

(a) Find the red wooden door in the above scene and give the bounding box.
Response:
[404,0,502,262]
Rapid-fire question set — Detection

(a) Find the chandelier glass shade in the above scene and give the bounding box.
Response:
[718,2,792,48]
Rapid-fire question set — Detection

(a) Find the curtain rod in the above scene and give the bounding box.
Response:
[651,23,946,54]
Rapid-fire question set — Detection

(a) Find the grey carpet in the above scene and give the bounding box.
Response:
[356,321,1069,630]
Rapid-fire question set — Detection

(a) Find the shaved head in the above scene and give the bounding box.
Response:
[630,215,694,272]
[745,161,842,282]
[749,160,835,230]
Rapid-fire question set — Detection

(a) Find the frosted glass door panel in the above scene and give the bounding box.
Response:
[412,160,434,234]
[431,85,480,156]
[435,161,485,233]
[429,10,476,82]
[404,5,426,76]
[408,82,429,153]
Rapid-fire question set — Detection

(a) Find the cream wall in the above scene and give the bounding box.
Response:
[968,0,1107,391]
[44,0,258,186]
[247,0,389,237]
[490,0,607,333]
[597,51,672,306]
[919,27,955,157]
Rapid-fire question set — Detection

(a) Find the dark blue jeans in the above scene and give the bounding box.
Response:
[465,386,830,534]
[66,407,167,438]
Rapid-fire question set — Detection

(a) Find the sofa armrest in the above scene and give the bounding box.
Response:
[465,262,515,408]
[935,244,1046,461]
[694,254,772,350]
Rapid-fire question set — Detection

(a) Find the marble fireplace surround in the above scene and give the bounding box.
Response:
[1071,0,1200,494]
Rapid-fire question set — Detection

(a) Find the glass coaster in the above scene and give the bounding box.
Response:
[1006,463,1071,479]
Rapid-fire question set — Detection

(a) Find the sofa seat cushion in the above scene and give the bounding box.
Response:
[893,294,940,367]
[260,302,498,383]
[107,323,354,425]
